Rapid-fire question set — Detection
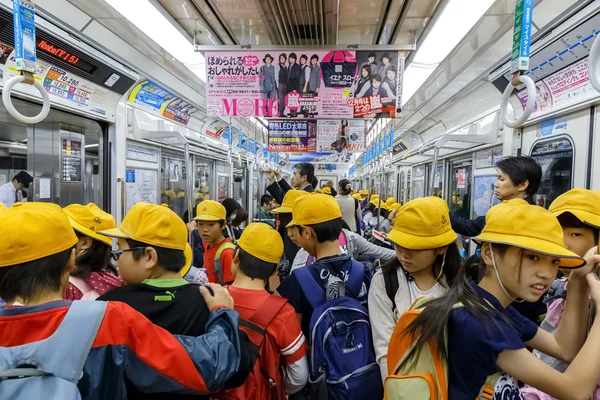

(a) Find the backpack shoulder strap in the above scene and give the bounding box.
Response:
[293,267,325,310]
[345,260,365,297]
[69,276,98,298]
[214,242,236,285]
[216,242,236,259]
[249,295,289,332]
[382,268,399,312]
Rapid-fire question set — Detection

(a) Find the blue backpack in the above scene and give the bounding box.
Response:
[0,301,107,399]
[293,260,383,400]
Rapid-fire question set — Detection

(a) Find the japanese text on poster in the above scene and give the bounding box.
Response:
[267,120,317,152]
[316,119,365,152]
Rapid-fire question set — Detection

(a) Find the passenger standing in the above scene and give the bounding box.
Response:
[194,200,236,285]
[389,198,600,399]
[336,179,361,233]
[270,190,310,268]
[0,171,33,208]
[62,203,121,300]
[0,202,241,399]
[368,197,460,379]
[265,163,315,205]
[275,53,289,117]
[257,194,276,228]
[260,54,277,116]
[218,223,308,399]
[326,180,337,196]
[222,198,248,242]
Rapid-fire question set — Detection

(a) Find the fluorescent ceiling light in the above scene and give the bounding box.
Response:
[85,144,99,148]
[103,0,205,82]
[402,0,494,104]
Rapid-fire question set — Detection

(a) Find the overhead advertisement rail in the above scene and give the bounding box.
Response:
[0,3,138,122]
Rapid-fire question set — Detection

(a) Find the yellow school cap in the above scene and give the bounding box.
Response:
[194,200,226,221]
[99,203,187,251]
[179,243,193,277]
[548,189,600,229]
[315,189,323,194]
[386,197,396,206]
[0,202,6,211]
[352,194,362,200]
[176,191,185,199]
[238,223,283,264]
[387,197,457,250]
[391,203,402,211]
[271,190,310,214]
[0,202,78,268]
[287,194,342,227]
[474,199,585,268]
[165,190,176,200]
[63,203,116,246]
[323,187,332,195]
[360,190,368,195]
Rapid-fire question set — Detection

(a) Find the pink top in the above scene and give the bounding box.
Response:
[63,271,122,300]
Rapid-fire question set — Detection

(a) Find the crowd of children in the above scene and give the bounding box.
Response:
[1,156,600,400]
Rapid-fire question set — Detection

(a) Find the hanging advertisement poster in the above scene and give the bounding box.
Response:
[457,168,467,189]
[267,120,317,152]
[127,80,198,126]
[289,152,354,164]
[205,50,404,119]
[316,119,365,152]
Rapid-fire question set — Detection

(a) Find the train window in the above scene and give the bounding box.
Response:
[406,169,411,201]
[161,157,187,218]
[398,171,405,204]
[530,138,573,209]
[412,165,425,199]
[471,175,500,218]
[193,158,212,209]
[449,163,472,218]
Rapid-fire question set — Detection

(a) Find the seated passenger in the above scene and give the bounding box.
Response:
[0,202,240,399]
[367,197,461,379]
[62,203,122,300]
[521,189,600,399]
[256,194,276,228]
[194,200,236,285]
[217,223,308,399]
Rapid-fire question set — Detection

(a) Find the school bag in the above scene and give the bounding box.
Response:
[293,260,383,400]
[0,301,107,399]
[68,276,100,300]
[384,297,501,400]
[217,295,289,400]
[214,242,236,285]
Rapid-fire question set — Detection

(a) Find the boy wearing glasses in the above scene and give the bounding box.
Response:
[97,202,239,400]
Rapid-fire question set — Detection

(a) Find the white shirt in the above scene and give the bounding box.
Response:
[407,281,445,306]
[0,181,21,208]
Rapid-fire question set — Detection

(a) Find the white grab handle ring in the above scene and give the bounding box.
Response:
[2,75,51,124]
[588,33,600,93]
[500,74,536,128]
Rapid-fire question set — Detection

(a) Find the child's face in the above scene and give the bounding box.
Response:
[561,226,597,276]
[394,244,443,276]
[196,220,224,243]
[289,226,318,257]
[115,238,153,285]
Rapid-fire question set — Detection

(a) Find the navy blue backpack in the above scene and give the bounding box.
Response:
[293,260,383,400]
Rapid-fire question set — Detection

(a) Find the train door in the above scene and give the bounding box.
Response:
[161,152,187,218]
[216,162,230,203]
[412,165,425,199]
[448,158,473,218]
[427,163,443,197]
[398,169,405,204]
[521,108,588,208]
[192,155,213,207]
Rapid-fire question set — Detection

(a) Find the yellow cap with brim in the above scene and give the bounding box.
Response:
[194,200,226,221]
[474,198,585,268]
[323,187,332,195]
[287,194,342,228]
[0,202,78,267]
[549,188,600,229]
[238,223,283,264]
[387,197,457,250]
[271,190,310,214]
[391,203,402,211]
[64,203,116,246]
[352,194,362,200]
[99,203,187,251]
[179,243,193,277]
[386,197,396,206]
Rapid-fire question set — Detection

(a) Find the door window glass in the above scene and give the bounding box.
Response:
[449,163,472,218]
[530,138,573,209]
[161,157,186,218]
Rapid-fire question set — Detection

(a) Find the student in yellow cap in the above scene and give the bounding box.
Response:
[62,203,122,300]
[367,197,461,379]
[322,186,332,196]
[396,198,600,399]
[270,190,310,268]
[277,194,381,399]
[0,202,240,398]
[363,198,391,233]
[522,189,600,399]
[193,200,236,285]
[385,197,396,207]
[219,223,309,399]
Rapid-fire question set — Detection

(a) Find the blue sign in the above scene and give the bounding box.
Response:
[126,169,135,183]
[13,0,36,72]
[389,128,394,148]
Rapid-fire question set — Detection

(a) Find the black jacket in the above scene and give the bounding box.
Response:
[266,178,314,205]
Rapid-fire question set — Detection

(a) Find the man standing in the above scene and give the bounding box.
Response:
[265,163,315,205]
[260,54,277,116]
[275,53,289,117]
[0,171,33,207]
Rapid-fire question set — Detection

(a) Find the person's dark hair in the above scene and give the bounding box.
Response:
[236,246,277,281]
[311,54,319,62]
[339,179,352,195]
[296,218,343,243]
[279,53,287,61]
[222,198,242,219]
[378,208,389,219]
[557,212,600,243]
[399,243,514,368]
[289,52,297,61]
[0,247,74,303]
[72,231,113,278]
[278,213,293,232]
[387,66,396,75]
[368,203,376,212]
[371,74,382,83]
[261,194,274,207]
[361,65,371,76]
[341,219,351,231]
[496,156,542,196]
[300,54,308,61]
[311,175,318,189]
[231,208,248,227]
[126,239,186,273]
[295,162,315,184]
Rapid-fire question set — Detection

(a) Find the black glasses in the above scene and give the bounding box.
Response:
[111,247,146,261]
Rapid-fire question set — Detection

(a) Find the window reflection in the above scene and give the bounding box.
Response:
[530,138,573,209]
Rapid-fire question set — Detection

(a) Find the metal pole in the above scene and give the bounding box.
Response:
[184,142,193,244]
[429,147,440,196]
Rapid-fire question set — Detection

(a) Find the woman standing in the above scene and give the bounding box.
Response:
[336,179,361,233]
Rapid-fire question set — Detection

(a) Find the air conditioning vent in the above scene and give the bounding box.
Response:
[291,25,321,40]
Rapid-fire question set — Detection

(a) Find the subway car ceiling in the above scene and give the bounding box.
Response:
[0,0,598,221]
